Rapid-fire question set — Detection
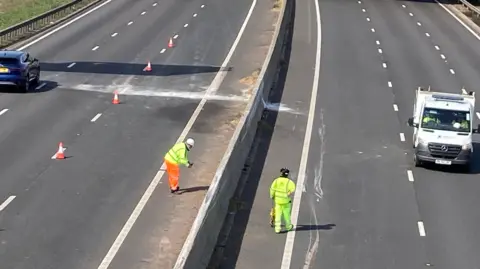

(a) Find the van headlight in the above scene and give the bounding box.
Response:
[462,143,472,150]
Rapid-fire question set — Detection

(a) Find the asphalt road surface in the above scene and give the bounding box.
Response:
[0,0,256,268]
[219,0,480,268]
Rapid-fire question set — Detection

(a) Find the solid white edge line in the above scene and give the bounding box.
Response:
[0,196,16,212]
[393,104,398,111]
[0,108,9,115]
[91,113,102,122]
[281,0,321,267]
[67,62,76,68]
[400,133,405,141]
[435,0,480,41]
[17,0,112,50]
[476,112,480,119]
[407,170,414,182]
[418,221,426,236]
[98,0,258,267]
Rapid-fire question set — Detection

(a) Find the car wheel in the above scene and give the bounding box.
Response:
[34,72,40,86]
[22,76,30,93]
[413,154,422,167]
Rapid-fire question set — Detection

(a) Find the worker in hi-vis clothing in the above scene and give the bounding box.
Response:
[270,168,296,233]
[164,138,194,193]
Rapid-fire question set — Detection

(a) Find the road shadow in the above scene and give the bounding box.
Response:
[207,0,296,268]
[0,80,58,94]
[178,185,210,194]
[40,61,232,77]
[295,223,336,231]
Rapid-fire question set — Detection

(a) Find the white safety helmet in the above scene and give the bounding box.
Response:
[185,138,195,149]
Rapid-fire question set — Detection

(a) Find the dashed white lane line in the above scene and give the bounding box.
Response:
[376,40,380,45]
[92,46,99,51]
[358,0,361,3]
[388,81,392,87]
[0,108,8,115]
[111,32,118,37]
[36,82,47,90]
[440,54,446,60]
[393,104,398,111]
[67,62,76,68]
[425,32,430,37]
[201,4,205,8]
[91,113,102,122]
[476,112,480,119]
[407,170,414,182]
[418,221,426,236]
[160,48,166,53]
[409,12,414,16]
[366,17,370,21]
[153,2,157,6]
[400,133,405,142]
[362,8,366,12]
[0,196,16,212]
[128,21,133,25]
[371,28,375,32]
[450,69,455,74]
[378,48,383,54]
[141,11,146,15]
[193,13,197,17]
[184,23,188,27]
[402,4,406,8]
[173,34,179,39]
[462,88,468,94]
[435,45,440,50]
[383,62,387,68]
[417,22,422,26]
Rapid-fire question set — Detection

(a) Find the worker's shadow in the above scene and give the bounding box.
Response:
[294,223,336,232]
[177,185,209,194]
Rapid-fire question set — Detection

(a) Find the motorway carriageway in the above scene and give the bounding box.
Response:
[0,0,264,268]
[219,0,480,268]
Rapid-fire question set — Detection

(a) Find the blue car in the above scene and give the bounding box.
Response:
[0,50,40,92]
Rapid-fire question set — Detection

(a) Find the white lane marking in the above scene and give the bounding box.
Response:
[0,109,8,115]
[376,40,380,45]
[402,4,406,8]
[450,69,455,74]
[371,28,375,32]
[201,4,205,8]
[101,0,258,266]
[184,23,188,27]
[393,104,398,111]
[462,88,468,94]
[281,0,321,267]
[193,13,197,17]
[400,133,405,141]
[153,2,157,6]
[407,170,414,182]
[435,0,480,41]
[425,32,430,37]
[440,54,446,59]
[366,17,370,21]
[383,62,387,68]
[417,22,422,26]
[92,46,99,51]
[418,221,426,236]
[128,21,133,25]
[409,12,414,16]
[17,0,112,50]
[160,48,166,54]
[111,32,118,37]
[36,82,47,90]
[378,48,383,54]
[0,196,16,212]
[141,11,146,15]
[435,45,440,50]
[388,81,392,87]
[67,62,76,68]
[358,0,361,3]
[476,112,480,119]
[173,34,179,39]
[91,113,102,122]
[362,8,366,12]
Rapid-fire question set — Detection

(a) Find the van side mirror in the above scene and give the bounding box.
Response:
[407,117,418,127]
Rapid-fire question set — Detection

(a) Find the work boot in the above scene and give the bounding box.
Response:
[286,224,294,231]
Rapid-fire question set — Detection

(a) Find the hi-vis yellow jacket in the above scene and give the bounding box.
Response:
[164,143,189,166]
[270,176,295,204]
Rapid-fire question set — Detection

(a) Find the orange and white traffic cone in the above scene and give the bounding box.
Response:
[143,61,152,72]
[112,90,120,104]
[52,142,65,159]
[168,38,174,48]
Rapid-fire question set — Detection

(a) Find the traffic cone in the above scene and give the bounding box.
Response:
[143,61,152,72]
[112,90,120,104]
[168,38,174,48]
[52,142,65,159]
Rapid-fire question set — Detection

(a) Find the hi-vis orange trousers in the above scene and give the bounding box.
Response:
[164,159,180,191]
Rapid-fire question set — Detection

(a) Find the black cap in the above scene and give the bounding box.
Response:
[280,168,290,177]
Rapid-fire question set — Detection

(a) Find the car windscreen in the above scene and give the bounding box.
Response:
[0,58,19,66]
[421,108,470,132]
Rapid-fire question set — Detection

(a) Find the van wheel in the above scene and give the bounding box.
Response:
[413,155,422,167]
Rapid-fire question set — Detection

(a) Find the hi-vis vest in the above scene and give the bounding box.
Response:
[164,143,189,165]
[270,176,295,204]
